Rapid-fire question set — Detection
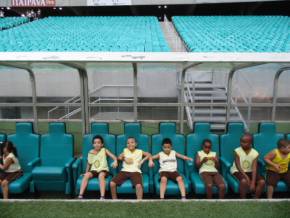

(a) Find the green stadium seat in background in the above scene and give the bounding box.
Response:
[152,122,190,196]
[31,122,74,194]
[5,122,40,194]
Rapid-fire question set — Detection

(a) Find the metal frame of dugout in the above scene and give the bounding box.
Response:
[0,52,289,135]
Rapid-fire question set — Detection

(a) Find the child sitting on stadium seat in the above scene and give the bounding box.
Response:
[78,135,118,200]
[230,133,265,199]
[196,139,226,199]
[151,138,193,200]
[0,141,23,199]
[110,137,154,200]
[264,139,290,199]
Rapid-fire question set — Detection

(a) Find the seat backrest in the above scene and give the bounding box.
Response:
[40,122,73,166]
[220,122,245,163]
[8,122,40,172]
[0,133,6,143]
[253,122,284,160]
[116,122,150,174]
[159,122,176,138]
[152,133,185,175]
[91,122,109,135]
[187,123,219,169]
[82,134,116,173]
[287,134,290,141]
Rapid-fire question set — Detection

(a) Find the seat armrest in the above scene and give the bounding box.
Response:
[27,157,41,172]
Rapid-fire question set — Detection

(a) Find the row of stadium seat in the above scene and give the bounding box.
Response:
[0,17,29,30]
[0,16,170,52]
[173,16,290,52]
[0,121,289,197]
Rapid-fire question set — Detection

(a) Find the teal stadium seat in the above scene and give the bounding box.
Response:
[287,134,290,141]
[253,122,286,192]
[5,122,40,194]
[115,122,151,194]
[0,133,6,143]
[31,122,74,194]
[152,122,190,196]
[186,122,227,195]
[220,122,245,193]
[172,16,290,52]
[0,16,170,52]
[73,122,116,195]
[0,17,28,30]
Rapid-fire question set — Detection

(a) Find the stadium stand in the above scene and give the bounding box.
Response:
[172,16,290,52]
[0,17,29,30]
[0,16,170,52]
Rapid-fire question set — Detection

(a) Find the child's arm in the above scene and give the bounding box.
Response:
[234,152,250,183]
[195,153,207,169]
[250,157,258,191]
[176,152,193,162]
[118,153,125,161]
[211,156,220,169]
[141,151,154,168]
[105,149,118,168]
[0,157,14,170]
[151,154,160,161]
[264,151,280,172]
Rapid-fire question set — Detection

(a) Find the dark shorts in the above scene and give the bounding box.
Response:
[0,170,23,183]
[111,171,142,186]
[160,171,181,181]
[266,170,290,187]
[89,170,109,178]
[233,172,265,183]
[200,172,225,187]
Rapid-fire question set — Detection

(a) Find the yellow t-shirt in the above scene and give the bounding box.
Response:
[87,148,109,173]
[197,150,218,174]
[230,147,259,174]
[267,149,290,174]
[121,148,143,173]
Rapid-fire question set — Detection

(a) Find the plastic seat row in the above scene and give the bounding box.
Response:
[172,16,290,52]
[0,17,29,30]
[0,16,170,52]
[0,121,289,197]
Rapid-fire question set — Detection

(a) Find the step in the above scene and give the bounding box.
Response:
[192,96,227,101]
[192,109,238,115]
[192,116,241,122]
[184,83,226,89]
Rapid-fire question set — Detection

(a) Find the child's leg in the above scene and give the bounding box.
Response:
[201,172,214,199]
[255,175,265,199]
[266,171,279,199]
[176,176,186,198]
[98,172,107,198]
[1,180,9,199]
[160,176,168,199]
[110,172,127,199]
[79,172,93,196]
[130,173,143,200]
[233,172,249,199]
[213,173,226,199]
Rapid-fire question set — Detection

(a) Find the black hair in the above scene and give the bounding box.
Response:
[3,141,18,157]
[240,132,253,141]
[92,135,104,144]
[162,138,172,146]
[277,139,288,149]
[202,139,212,146]
[127,137,138,143]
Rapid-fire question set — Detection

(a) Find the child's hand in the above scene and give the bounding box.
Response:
[202,157,209,163]
[148,160,155,168]
[111,160,118,169]
[187,157,193,162]
[274,164,281,172]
